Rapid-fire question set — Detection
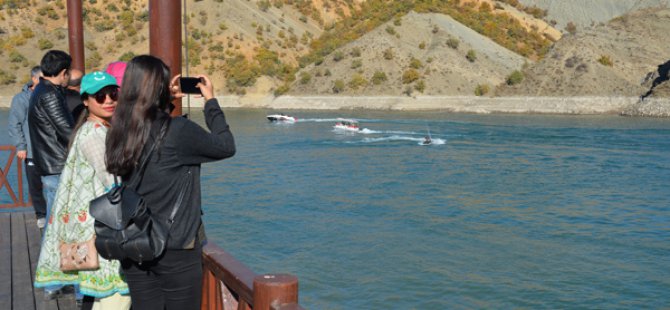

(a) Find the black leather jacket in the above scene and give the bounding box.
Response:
[28,78,74,175]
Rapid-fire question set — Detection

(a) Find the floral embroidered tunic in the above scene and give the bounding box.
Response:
[34,120,129,298]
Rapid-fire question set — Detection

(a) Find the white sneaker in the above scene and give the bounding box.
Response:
[37,217,46,229]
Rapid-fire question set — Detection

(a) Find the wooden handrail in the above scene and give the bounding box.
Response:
[0,145,29,208]
[201,243,305,310]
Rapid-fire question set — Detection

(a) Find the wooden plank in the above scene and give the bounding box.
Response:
[0,213,12,309]
[25,212,58,310]
[11,213,35,310]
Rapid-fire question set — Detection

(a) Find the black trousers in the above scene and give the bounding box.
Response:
[25,158,46,218]
[121,246,203,310]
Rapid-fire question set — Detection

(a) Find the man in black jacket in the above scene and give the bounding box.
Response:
[28,50,73,231]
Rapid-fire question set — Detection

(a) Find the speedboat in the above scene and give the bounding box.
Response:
[333,119,360,132]
[267,114,297,123]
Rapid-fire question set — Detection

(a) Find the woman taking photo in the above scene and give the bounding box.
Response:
[105,55,235,309]
[34,71,131,309]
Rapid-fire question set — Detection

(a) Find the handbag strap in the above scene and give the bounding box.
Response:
[117,118,171,189]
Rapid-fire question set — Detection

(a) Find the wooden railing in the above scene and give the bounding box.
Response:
[1,145,304,309]
[0,145,30,208]
[202,243,305,310]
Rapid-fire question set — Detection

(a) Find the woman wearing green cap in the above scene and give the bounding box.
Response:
[34,71,131,309]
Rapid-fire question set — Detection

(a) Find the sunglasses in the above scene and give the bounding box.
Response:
[91,87,119,104]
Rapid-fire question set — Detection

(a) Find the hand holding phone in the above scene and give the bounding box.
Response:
[179,77,204,95]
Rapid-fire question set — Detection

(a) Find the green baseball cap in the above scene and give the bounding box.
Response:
[80,71,118,95]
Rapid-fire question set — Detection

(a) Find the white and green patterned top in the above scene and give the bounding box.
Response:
[34,120,129,298]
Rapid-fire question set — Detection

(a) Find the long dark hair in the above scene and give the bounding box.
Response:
[105,55,171,176]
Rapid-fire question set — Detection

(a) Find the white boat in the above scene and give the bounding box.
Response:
[333,119,360,132]
[267,114,297,122]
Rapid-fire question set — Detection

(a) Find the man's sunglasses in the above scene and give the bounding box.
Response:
[91,87,119,104]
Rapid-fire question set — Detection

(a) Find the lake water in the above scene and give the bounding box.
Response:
[2,108,669,309]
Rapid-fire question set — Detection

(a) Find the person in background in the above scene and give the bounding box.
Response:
[105,61,127,87]
[105,55,235,310]
[65,68,85,122]
[34,71,130,310]
[8,66,47,228]
[28,50,74,300]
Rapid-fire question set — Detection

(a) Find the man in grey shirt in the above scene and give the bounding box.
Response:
[8,66,47,227]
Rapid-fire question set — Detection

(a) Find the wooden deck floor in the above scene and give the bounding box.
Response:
[0,211,77,310]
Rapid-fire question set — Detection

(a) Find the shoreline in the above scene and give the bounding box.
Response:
[2,95,669,117]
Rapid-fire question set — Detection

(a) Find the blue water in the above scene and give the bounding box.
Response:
[2,108,669,309]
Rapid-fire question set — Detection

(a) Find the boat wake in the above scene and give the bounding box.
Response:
[353,135,446,145]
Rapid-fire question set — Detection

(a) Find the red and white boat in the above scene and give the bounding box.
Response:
[333,119,360,132]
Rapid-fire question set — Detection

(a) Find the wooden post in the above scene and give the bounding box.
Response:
[253,274,298,310]
[66,0,85,72]
[201,268,223,310]
[149,0,182,116]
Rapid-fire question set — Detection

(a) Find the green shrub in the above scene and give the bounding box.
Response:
[414,80,425,93]
[9,50,26,63]
[371,71,387,85]
[402,69,420,84]
[38,38,53,50]
[348,74,367,90]
[506,70,524,85]
[474,84,490,96]
[351,59,362,69]
[597,55,613,67]
[119,51,136,62]
[383,48,393,60]
[299,72,311,84]
[350,47,361,57]
[86,51,102,70]
[446,37,459,49]
[565,22,577,35]
[0,69,16,84]
[418,41,426,49]
[385,26,396,35]
[332,79,345,93]
[409,58,422,69]
[466,50,477,62]
[274,84,290,96]
[21,27,34,39]
[333,51,344,62]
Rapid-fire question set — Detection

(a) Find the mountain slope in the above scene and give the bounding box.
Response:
[497,8,670,97]
[289,11,527,96]
[519,0,670,30]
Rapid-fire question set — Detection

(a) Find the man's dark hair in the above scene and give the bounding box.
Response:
[40,50,72,77]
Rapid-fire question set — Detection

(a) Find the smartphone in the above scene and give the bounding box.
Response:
[179,77,203,95]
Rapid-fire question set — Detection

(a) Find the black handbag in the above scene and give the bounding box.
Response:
[90,119,180,264]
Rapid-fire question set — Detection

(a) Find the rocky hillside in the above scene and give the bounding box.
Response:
[0,0,667,101]
[519,0,670,31]
[496,8,670,97]
[288,11,528,96]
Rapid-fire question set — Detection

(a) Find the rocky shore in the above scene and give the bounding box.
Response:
[207,96,670,117]
[2,95,669,117]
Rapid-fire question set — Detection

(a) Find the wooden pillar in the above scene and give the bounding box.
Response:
[66,0,85,72]
[149,0,182,116]
[253,274,298,310]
